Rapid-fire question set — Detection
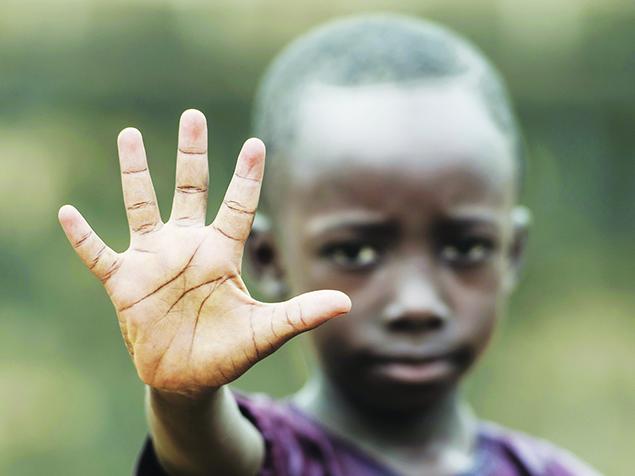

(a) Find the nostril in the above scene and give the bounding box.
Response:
[388,314,444,333]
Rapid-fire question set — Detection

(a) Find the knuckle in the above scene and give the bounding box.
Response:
[222,199,256,216]
[234,172,261,184]
[88,245,107,270]
[126,200,155,211]
[212,223,243,242]
[176,185,207,194]
[100,259,122,283]
[121,167,148,175]
[74,230,93,248]
[172,216,198,227]
[178,146,207,156]
[133,222,158,234]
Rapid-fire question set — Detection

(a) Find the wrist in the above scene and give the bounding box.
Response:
[148,385,224,409]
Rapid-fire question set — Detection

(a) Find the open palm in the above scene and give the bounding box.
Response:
[58,110,350,395]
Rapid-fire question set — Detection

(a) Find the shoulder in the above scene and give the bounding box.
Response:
[234,391,344,476]
[234,392,394,476]
[136,391,342,476]
[477,421,603,476]
[234,390,327,443]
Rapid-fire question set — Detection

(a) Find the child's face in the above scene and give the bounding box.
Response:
[257,81,524,413]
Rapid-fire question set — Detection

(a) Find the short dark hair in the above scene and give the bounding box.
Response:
[253,14,524,209]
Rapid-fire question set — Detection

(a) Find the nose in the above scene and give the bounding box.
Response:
[382,259,450,333]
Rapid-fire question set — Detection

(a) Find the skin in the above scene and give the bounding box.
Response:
[250,80,528,475]
[58,110,350,475]
[58,79,528,475]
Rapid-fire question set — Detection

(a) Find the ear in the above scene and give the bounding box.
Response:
[244,213,288,301]
[503,206,531,293]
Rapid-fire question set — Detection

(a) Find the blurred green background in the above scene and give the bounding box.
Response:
[0,0,633,474]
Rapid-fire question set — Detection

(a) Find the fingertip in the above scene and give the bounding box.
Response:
[117,127,142,148]
[178,110,207,152]
[304,289,352,317]
[244,137,265,155]
[235,138,265,179]
[332,291,352,315]
[180,109,207,129]
[181,109,207,122]
[245,137,265,151]
[58,204,78,225]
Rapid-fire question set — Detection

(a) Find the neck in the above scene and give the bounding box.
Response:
[292,370,476,473]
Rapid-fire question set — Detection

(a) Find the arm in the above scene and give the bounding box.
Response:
[58,109,351,475]
[147,387,263,476]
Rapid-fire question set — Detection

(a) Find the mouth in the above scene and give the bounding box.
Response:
[366,351,463,385]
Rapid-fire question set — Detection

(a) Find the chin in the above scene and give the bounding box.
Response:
[344,369,462,418]
[324,346,476,416]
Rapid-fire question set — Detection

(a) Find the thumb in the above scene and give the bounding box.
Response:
[272,289,352,337]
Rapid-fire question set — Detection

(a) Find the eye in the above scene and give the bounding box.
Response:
[440,238,495,267]
[321,242,381,270]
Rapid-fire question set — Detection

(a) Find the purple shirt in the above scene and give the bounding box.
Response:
[136,392,601,476]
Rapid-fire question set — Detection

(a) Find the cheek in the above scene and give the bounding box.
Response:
[453,253,507,291]
[310,301,372,351]
[465,299,499,351]
[309,314,367,380]
[450,267,506,353]
[442,248,507,318]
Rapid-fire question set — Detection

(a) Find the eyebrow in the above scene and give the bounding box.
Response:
[304,207,505,238]
[445,207,503,227]
[305,210,392,236]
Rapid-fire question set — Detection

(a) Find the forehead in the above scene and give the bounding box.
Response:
[283,81,516,219]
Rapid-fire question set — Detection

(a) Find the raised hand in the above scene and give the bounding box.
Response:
[59,110,351,395]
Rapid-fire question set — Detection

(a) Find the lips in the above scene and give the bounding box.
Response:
[366,350,463,385]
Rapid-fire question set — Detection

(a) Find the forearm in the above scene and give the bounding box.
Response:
[146,385,264,476]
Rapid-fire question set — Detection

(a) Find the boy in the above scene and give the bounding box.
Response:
[59,14,600,476]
